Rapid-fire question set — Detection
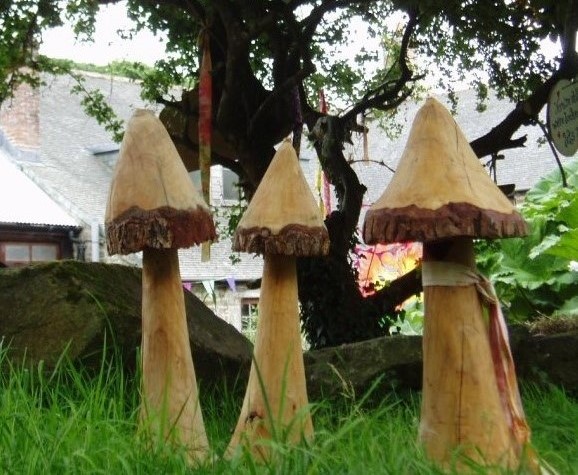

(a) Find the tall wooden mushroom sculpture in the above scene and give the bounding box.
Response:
[105,109,216,462]
[363,98,539,471]
[226,139,330,461]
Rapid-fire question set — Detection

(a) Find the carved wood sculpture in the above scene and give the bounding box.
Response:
[105,109,216,463]
[363,98,540,472]
[227,139,330,461]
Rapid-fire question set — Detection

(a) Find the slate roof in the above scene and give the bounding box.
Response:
[0,73,264,280]
[317,89,562,213]
[0,74,564,282]
[37,74,150,226]
[0,150,78,227]
[178,156,318,282]
[179,236,263,282]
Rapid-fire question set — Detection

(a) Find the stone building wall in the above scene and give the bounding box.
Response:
[189,281,260,337]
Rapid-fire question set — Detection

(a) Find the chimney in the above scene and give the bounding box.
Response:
[0,72,40,153]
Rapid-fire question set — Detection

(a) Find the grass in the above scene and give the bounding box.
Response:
[1,345,577,474]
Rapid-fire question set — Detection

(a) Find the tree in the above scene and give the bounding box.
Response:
[2,0,578,348]
[0,1,61,103]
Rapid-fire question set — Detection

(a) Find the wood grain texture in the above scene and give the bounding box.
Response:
[362,98,527,244]
[233,223,329,256]
[141,248,209,462]
[419,239,520,470]
[226,254,313,461]
[106,205,216,255]
[363,202,527,244]
[234,139,329,256]
[105,109,215,254]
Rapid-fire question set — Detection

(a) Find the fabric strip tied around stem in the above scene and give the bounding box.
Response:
[421,261,535,462]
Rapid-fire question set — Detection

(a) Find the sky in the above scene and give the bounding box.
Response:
[39,2,166,66]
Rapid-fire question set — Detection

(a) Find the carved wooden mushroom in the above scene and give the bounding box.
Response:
[105,109,216,462]
[363,98,538,471]
[226,139,330,461]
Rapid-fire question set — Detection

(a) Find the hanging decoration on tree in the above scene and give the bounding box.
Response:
[199,27,212,261]
[362,112,369,163]
[292,86,303,157]
[315,168,324,216]
[318,89,332,216]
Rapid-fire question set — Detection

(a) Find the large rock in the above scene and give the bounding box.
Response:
[304,324,578,400]
[512,324,578,394]
[1,261,576,400]
[304,335,423,401]
[0,261,252,391]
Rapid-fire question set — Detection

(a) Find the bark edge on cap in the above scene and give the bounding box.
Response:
[233,224,329,256]
[363,202,528,244]
[106,205,216,255]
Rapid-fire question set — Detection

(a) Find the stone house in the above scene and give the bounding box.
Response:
[0,73,268,335]
[0,79,80,267]
[0,72,563,335]
[0,151,80,266]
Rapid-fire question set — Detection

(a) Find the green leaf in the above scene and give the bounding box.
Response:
[478,158,578,320]
[546,229,578,261]
[554,296,578,317]
[558,196,578,229]
[529,234,561,260]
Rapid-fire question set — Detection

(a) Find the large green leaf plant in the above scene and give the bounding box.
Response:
[477,158,578,322]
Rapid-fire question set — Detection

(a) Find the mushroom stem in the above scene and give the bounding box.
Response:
[227,254,313,461]
[141,247,209,461]
[420,237,517,468]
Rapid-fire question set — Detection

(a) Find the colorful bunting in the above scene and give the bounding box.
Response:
[226,277,237,292]
[362,112,369,163]
[202,280,215,296]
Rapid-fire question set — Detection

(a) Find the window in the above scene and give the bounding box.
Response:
[241,298,259,341]
[1,242,58,266]
[31,244,58,261]
[223,168,241,201]
[188,167,241,202]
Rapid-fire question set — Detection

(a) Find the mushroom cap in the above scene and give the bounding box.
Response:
[363,98,528,245]
[105,109,216,255]
[233,140,330,256]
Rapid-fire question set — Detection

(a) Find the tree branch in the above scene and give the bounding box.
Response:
[470,70,574,158]
[471,7,578,159]
[247,62,315,138]
[135,0,206,22]
[367,267,422,317]
[309,115,366,251]
[342,9,421,122]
